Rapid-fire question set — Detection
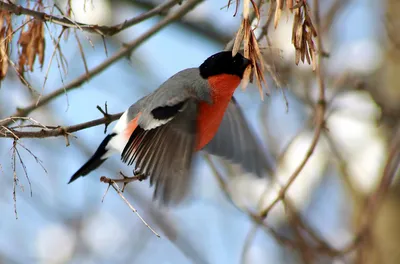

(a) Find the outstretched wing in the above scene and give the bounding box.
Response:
[121,99,198,205]
[203,97,272,177]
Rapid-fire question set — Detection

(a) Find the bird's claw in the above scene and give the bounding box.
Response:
[96,102,111,134]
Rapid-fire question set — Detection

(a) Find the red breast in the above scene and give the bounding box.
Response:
[195,74,241,150]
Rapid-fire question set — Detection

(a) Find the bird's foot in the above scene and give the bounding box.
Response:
[96,102,111,134]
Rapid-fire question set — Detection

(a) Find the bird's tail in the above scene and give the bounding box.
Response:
[68,133,116,184]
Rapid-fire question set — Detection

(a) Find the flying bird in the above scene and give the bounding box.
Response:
[69,51,270,205]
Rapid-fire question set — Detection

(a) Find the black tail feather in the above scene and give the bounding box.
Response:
[68,133,116,184]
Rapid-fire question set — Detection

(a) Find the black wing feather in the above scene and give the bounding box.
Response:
[121,100,198,205]
[68,133,116,183]
[151,101,186,120]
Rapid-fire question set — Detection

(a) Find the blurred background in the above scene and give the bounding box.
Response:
[0,0,399,263]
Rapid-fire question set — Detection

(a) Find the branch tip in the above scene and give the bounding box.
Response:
[100,173,159,237]
[96,102,111,133]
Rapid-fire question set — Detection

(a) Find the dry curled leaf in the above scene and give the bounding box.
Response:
[250,0,260,24]
[241,65,252,90]
[229,0,268,100]
[287,0,294,10]
[228,0,319,100]
[17,1,46,76]
[232,21,245,57]
[290,1,318,70]
[268,0,318,69]
[0,10,13,80]
[274,0,283,29]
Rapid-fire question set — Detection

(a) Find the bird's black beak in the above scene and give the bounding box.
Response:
[242,57,251,70]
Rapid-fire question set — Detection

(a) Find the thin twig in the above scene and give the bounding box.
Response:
[11,139,20,219]
[0,112,122,138]
[37,27,66,106]
[0,0,182,36]
[205,155,306,254]
[258,0,327,220]
[324,131,362,203]
[101,176,160,238]
[0,0,203,127]
[14,144,32,197]
[15,140,47,174]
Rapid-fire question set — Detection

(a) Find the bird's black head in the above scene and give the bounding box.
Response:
[199,51,251,79]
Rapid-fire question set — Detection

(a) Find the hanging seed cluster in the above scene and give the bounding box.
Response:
[228,0,318,100]
[0,10,13,80]
[17,1,46,77]
[291,2,317,70]
[231,0,268,100]
[274,0,318,69]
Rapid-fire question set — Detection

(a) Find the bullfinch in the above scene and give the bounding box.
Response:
[69,51,270,205]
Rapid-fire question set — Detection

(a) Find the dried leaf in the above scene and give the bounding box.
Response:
[28,23,37,70]
[304,4,318,37]
[288,1,319,68]
[243,0,250,19]
[17,5,46,75]
[254,58,268,96]
[295,49,300,65]
[287,0,294,10]
[305,45,311,65]
[37,22,45,67]
[300,34,306,63]
[232,21,245,56]
[292,10,300,44]
[251,33,264,72]
[253,63,265,100]
[0,11,12,80]
[229,0,271,100]
[0,41,8,80]
[241,66,252,91]
[306,32,316,51]
[16,1,46,75]
[0,14,3,30]
[249,0,260,25]
[274,5,282,29]
[243,19,251,58]
[311,49,317,71]
[295,22,303,49]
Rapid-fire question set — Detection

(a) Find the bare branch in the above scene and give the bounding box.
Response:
[0,0,203,127]
[0,111,122,138]
[100,175,160,237]
[101,171,147,192]
[11,139,19,219]
[14,143,32,197]
[38,27,66,106]
[0,0,183,36]
[257,0,327,220]
[73,29,89,77]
